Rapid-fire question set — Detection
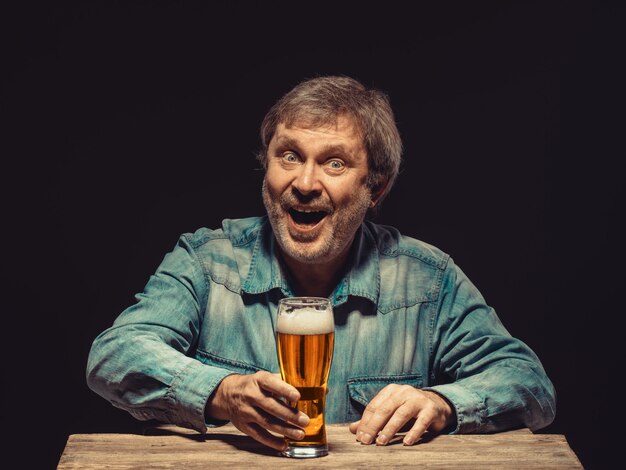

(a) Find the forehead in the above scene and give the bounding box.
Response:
[272,115,364,147]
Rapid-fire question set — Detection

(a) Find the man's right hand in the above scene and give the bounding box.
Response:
[205,371,310,451]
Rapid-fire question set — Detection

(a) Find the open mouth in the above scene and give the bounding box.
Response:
[288,208,328,227]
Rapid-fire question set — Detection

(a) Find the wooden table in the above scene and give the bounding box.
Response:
[57,423,583,469]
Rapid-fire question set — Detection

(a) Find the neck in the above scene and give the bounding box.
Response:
[279,247,351,298]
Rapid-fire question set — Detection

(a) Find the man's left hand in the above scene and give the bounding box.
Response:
[348,385,456,446]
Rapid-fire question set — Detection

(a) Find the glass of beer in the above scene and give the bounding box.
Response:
[276,297,335,458]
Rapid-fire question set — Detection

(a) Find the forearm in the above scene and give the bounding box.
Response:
[87,326,234,432]
[431,262,556,434]
[426,360,556,434]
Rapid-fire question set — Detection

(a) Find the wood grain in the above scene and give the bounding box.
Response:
[57,424,583,469]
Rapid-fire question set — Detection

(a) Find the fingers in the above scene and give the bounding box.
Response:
[354,385,450,446]
[238,421,289,452]
[348,420,360,434]
[238,407,306,442]
[254,372,309,427]
[256,393,310,429]
[375,403,419,445]
[221,371,311,451]
[257,372,301,403]
[402,412,432,446]
[355,385,398,444]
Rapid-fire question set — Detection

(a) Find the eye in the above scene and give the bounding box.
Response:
[327,159,345,170]
[282,152,299,163]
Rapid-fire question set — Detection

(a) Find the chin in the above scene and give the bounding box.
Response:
[281,241,333,265]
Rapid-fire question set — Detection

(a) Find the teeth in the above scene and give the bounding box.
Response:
[293,208,323,213]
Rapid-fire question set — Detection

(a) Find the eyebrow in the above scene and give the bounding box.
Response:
[272,136,301,150]
[272,136,354,158]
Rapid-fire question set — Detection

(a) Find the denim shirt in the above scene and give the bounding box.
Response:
[87,216,556,434]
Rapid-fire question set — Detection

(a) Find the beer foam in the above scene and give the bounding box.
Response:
[277,307,334,335]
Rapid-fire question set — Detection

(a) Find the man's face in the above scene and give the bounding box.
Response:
[262,115,372,266]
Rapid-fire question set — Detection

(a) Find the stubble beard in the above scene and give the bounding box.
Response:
[262,179,371,265]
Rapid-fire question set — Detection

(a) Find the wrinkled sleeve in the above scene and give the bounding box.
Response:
[86,234,234,433]
[424,260,556,434]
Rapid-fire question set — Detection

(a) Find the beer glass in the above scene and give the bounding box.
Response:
[276,297,335,458]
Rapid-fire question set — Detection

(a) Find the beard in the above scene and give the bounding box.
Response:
[262,179,371,265]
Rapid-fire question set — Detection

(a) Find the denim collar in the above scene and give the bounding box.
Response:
[241,218,380,308]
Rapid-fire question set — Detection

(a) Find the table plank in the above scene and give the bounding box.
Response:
[57,424,583,469]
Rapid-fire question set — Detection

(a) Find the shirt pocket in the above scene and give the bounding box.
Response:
[346,374,423,421]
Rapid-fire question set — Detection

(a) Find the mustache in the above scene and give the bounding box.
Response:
[279,191,334,213]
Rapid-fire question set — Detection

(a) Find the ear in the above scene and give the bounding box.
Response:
[369,178,390,208]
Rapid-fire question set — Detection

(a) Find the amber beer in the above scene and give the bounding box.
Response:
[276,297,334,458]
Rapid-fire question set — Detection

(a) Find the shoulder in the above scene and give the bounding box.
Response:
[180,216,265,250]
[364,221,450,270]
[364,221,453,311]
[176,216,266,292]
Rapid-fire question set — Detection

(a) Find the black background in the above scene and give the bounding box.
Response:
[2,1,623,468]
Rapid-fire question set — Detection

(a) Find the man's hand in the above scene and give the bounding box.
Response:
[348,385,456,446]
[205,371,310,451]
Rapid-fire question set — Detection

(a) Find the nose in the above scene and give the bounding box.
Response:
[292,160,323,196]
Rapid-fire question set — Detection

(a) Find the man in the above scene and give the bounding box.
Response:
[87,76,556,452]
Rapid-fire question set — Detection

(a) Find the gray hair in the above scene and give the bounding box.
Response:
[257,75,403,205]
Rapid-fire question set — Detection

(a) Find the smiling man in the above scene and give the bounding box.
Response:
[262,117,374,297]
[87,76,556,452]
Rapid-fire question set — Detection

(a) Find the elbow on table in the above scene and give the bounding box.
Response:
[529,380,557,432]
[84,332,124,400]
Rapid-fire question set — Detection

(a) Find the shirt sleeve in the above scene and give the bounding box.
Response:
[86,234,235,433]
[423,259,556,434]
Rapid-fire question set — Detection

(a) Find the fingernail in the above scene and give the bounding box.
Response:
[294,430,305,440]
[297,414,310,427]
[403,436,420,446]
[376,434,388,446]
[361,432,373,444]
